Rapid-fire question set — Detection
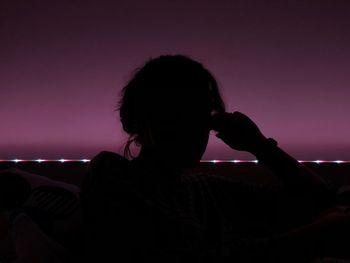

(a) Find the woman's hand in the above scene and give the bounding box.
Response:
[210,111,267,153]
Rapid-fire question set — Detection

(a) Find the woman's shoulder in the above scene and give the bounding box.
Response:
[89,151,130,178]
[90,150,129,167]
[82,151,132,196]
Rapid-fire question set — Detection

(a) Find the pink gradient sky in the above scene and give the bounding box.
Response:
[1,0,349,160]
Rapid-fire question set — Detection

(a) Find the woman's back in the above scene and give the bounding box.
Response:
[81,151,288,263]
[81,151,235,262]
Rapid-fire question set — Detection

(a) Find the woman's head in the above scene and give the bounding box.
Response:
[116,55,225,168]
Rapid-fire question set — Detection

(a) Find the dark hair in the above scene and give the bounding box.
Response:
[116,54,226,159]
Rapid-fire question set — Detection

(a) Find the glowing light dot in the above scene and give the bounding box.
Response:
[36,159,44,163]
[59,159,66,163]
[12,159,21,163]
[314,160,323,164]
[81,159,90,163]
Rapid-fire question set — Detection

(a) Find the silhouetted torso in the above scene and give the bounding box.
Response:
[81,151,299,262]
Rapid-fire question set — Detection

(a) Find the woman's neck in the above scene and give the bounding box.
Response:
[133,147,184,178]
[129,148,185,201]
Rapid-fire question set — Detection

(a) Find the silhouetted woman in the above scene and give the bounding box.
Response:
[82,55,350,263]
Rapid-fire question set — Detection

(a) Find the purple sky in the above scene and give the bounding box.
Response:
[1,0,349,160]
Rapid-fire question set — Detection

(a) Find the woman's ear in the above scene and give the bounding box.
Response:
[141,119,157,147]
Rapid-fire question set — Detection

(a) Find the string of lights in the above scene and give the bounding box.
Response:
[0,159,349,164]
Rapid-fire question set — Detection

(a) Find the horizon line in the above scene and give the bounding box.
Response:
[0,159,350,164]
